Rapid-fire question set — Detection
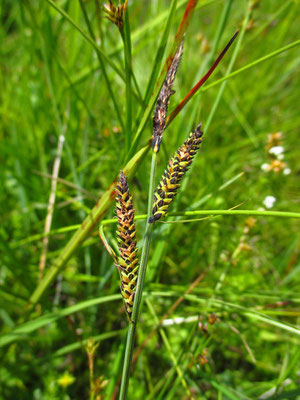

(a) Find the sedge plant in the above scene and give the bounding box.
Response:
[4,1,299,399]
[99,9,241,397]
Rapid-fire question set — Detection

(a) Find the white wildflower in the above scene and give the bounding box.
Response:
[277,153,284,160]
[263,196,276,209]
[269,146,284,156]
[261,163,269,171]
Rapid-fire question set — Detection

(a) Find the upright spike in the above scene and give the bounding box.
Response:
[115,171,139,322]
[152,38,184,153]
[149,124,203,223]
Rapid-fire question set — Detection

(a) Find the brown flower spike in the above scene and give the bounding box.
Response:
[149,124,203,223]
[115,171,139,321]
[103,0,128,32]
[152,38,184,153]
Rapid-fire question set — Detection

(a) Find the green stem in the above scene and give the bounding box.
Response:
[119,152,157,399]
[205,1,251,131]
[46,0,124,80]
[146,297,191,397]
[141,0,178,108]
[209,0,234,63]
[101,209,300,225]
[120,13,132,155]
[121,13,143,107]
[79,0,125,133]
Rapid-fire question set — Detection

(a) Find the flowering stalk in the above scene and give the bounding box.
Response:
[149,123,203,223]
[118,33,185,400]
[99,171,139,323]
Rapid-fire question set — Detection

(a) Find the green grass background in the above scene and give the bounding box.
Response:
[1,0,300,399]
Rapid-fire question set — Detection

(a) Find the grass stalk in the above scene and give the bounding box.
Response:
[146,297,192,397]
[141,0,178,108]
[46,0,124,80]
[119,151,157,399]
[79,0,125,132]
[38,127,66,281]
[100,209,300,225]
[209,0,234,62]
[205,2,252,131]
[201,38,300,94]
[120,12,133,154]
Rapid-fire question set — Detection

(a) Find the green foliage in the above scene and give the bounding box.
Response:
[1,0,300,399]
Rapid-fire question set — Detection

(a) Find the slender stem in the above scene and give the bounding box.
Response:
[141,0,178,109]
[209,0,234,63]
[46,0,125,80]
[146,297,191,397]
[201,42,300,96]
[121,12,143,107]
[79,0,125,133]
[119,152,157,399]
[101,209,300,226]
[120,13,132,155]
[205,2,252,131]
[147,153,158,216]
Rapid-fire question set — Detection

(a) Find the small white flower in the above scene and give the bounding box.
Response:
[261,163,269,171]
[263,195,276,209]
[269,146,284,156]
[283,168,291,175]
[277,154,284,160]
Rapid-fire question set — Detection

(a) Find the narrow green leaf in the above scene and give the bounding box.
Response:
[0,295,121,348]
[201,39,300,94]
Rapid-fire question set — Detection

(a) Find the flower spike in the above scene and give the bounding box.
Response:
[149,124,203,223]
[152,38,184,153]
[114,171,139,322]
[103,0,128,32]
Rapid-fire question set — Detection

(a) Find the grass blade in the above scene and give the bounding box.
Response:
[0,295,121,348]
[202,39,300,94]
[167,29,239,126]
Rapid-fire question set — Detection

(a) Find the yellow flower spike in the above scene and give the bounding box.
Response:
[149,124,203,223]
[115,171,139,322]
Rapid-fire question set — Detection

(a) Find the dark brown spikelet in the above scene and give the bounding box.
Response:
[115,171,139,322]
[149,124,203,223]
[152,38,184,153]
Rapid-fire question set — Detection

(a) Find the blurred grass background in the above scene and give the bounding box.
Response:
[1,0,300,399]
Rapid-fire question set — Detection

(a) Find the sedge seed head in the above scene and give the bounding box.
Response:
[152,38,184,153]
[115,171,139,321]
[149,124,203,223]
